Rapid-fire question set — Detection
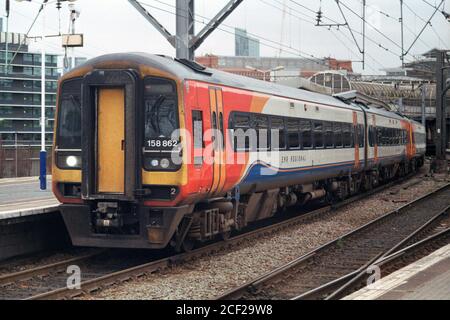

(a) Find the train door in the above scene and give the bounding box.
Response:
[97,88,125,193]
[81,70,138,201]
[209,87,226,196]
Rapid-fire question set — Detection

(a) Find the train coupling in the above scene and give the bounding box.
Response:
[94,202,124,229]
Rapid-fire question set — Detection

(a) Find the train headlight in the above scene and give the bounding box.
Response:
[151,159,159,167]
[56,152,81,170]
[160,158,170,169]
[66,156,78,168]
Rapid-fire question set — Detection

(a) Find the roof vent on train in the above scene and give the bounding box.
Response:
[175,58,212,76]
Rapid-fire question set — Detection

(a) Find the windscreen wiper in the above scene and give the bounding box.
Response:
[152,95,166,135]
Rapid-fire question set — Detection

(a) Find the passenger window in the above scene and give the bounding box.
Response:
[334,122,343,148]
[377,128,383,146]
[343,123,352,148]
[233,113,253,151]
[287,119,300,150]
[324,122,334,148]
[254,115,269,151]
[314,121,324,149]
[358,125,364,147]
[301,120,312,149]
[271,117,286,150]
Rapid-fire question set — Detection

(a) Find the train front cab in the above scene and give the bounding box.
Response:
[53,67,195,249]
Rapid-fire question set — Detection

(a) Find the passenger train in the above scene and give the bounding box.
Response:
[52,53,426,251]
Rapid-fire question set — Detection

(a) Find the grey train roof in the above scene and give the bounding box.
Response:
[76,52,413,122]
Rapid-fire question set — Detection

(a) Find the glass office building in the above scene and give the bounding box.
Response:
[235,28,260,57]
[0,32,59,146]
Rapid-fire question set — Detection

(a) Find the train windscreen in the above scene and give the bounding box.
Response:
[144,77,179,144]
[56,78,82,150]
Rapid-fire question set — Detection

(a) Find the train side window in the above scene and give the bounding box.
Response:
[254,114,269,151]
[377,128,384,146]
[343,123,352,148]
[358,124,364,147]
[324,122,334,148]
[314,121,324,149]
[270,117,286,150]
[233,113,253,151]
[192,110,203,149]
[211,111,218,150]
[287,119,300,150]
[192,110,203,165]
[300,119,312,149]
[384,128,389,146]
[219,112,225,149]
[212,111,217,130]
[368,126,373,147]
[334,122,343,148]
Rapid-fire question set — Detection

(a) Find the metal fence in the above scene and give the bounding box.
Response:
[0,144,52,178]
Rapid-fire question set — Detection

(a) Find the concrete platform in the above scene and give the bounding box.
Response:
[344,244,450,300]
[0,176,68,261]
[0,176,59,220]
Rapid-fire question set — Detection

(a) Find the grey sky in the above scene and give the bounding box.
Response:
[2,0,450,74]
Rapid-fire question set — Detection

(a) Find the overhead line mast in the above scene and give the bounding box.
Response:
[128,0,244,60]
[400,0,405,68]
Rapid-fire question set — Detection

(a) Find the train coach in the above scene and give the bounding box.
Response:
[52,53,425,251]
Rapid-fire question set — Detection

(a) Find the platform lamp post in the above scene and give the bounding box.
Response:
[16,0,79,190]
[39,0,49,191]
[13,0,47,189]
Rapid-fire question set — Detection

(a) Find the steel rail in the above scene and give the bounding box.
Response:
[295,205,450,300]
[0,251,105,287]
[24,175,422,300]
[0,173,421,300]
[216,182,450,300]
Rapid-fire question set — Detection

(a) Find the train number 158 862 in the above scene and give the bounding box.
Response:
[146,139,178,148]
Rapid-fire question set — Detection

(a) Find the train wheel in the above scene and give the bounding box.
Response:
[220,231,232,241]
[181,239,195,252]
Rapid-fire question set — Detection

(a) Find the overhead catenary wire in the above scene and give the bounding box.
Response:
[141,0,328,67]
[353,0,433,50]
[338,0,411,56]
[279,0,413,62]
[258,0,406,68]
[6,2,45,68]
[403,0,445,57]
[402,0,449,48]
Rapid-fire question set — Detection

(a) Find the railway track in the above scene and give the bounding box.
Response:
[0,174,433,300]
[334,225,450,300]
[0,250,162,300]
[217,183,450,300]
